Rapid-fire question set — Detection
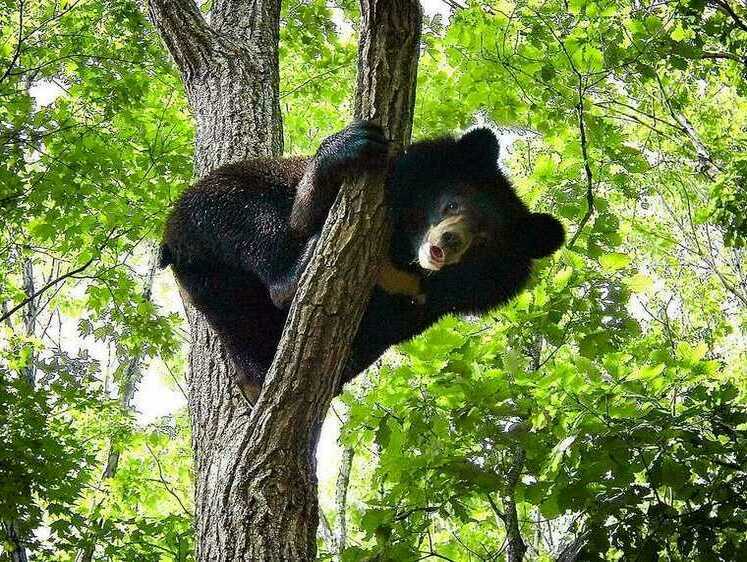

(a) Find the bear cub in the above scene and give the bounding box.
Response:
[160,122,565,401]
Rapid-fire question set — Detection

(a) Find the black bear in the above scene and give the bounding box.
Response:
[160,122,564,401]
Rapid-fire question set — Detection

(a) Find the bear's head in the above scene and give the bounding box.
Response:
[389,127,565,274]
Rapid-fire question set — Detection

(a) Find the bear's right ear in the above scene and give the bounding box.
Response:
[458,128,500,170]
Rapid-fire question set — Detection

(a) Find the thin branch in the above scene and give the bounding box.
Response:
[440,0,493,15]
[567,97,595,249]
[16,0,81,44]
[486,493,506,523]
[448,528,487,561]
[531,9,594,249]
[144,444,192,518]
[1,255,97,325]
[709,0,747,33]
[416,552,459,562]
[0,0,24,84]
[441,0,467,11]
[655,73,721,179]
[162,359,189,401]
[280,61,354,99]
[700,50,744,63]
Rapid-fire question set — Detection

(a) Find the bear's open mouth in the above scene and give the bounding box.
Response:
[418,243,445,271]
[430,245,444,262]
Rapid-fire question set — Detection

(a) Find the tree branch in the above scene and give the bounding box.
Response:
[0,229,122,325]
[147,0,217,79]
[700,50,744,64]
[355,1,423,148]
[532,9,593,250]
[655,73,721,179]
[145,444,192,518]
[230,2,422,558]
[0,0,24,84]
[280,61,355,100]
[709,0,747,33]
[486,493,506,523]
[567,97,595,249]
[0,256,95,325]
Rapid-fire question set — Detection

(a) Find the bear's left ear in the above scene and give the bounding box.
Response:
[458,128,500,169]
[518,213,565,258]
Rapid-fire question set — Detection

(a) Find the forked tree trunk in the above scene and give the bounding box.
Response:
[147,0,421,559]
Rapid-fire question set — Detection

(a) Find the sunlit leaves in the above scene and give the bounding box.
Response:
[332,2,746,558]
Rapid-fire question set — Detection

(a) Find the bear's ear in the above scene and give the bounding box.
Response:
[458,128,500,169]
[518,213,565,258]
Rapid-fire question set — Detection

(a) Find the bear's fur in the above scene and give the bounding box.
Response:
[160,122,564,400]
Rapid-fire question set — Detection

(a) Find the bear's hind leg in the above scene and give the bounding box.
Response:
[267,234,319,309]
[175,266,285,404]
[221,339,269,405]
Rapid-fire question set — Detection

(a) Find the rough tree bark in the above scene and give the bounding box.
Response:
[148,0,422,559]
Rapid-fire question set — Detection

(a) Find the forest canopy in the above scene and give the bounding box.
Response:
[1,0,746,560]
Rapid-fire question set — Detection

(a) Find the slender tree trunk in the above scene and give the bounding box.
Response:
[148,0,421,559]
[1,522,28,562]
[333,445,354,560]
[20,259,36,385]
[78,246,160,562]
[319,403,355,559]
[503,447,527,562]
[1,257,35,562]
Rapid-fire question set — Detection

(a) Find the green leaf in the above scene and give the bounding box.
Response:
[626,273,653,292]
[599,253,631,271]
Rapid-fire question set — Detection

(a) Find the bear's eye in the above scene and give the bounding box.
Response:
[444,201,459,215]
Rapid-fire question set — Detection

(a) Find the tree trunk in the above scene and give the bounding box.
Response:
[503,447,527,562]
[148,0,421,560]
[1,257,36,562]
[78,246,160,562]
[1,522,28,562]
[333,445,354,560]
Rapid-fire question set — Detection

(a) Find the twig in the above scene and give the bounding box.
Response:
[531,9,594,249]
[144,444,192,518]
[710,0,747,33]
[1,256,97,325]
[566,96,595,249]
[0,0,24,83]
[280,61,354,99]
